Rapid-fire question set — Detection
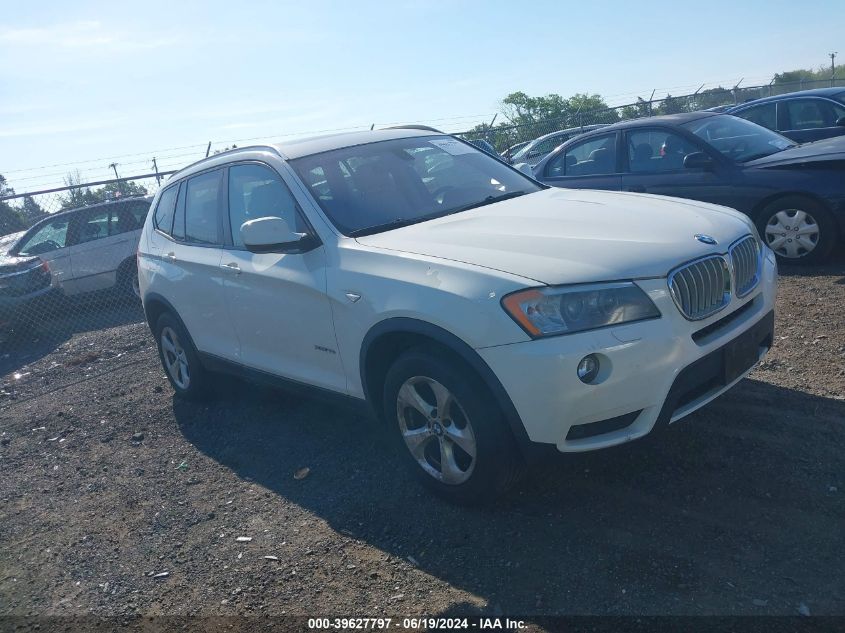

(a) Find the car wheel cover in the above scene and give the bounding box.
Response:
[764,208,819,258]
[160,326,190,390]
[396,376,477,485]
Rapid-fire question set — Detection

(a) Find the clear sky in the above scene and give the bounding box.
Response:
[1,0,843,192]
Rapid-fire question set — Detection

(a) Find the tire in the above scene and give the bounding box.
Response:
[382,347,524,504]
[755,196,837,265]
[154,312,211,400]
[117,259,141,298]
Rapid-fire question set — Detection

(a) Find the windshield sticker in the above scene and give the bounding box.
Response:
[769,139,791,150]
[428,139,477,155]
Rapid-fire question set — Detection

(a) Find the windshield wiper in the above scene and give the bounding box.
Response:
[447,190,531,215]
[349,191,532,238]
[348,217,429,237]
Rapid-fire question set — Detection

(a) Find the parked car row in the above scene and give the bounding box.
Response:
[0,197,151,336]
[530,111,845,264]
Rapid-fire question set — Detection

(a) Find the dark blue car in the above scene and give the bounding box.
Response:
[727,87,845,143]
[532,112,845,264]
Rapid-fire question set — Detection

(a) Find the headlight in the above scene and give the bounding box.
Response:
[502,282,660,338]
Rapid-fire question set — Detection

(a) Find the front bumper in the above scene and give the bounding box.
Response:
[478,248,777,453]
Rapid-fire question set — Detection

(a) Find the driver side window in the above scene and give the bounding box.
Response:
[18,218,70,256]
[228,164,306,249]
[627,129,700,173]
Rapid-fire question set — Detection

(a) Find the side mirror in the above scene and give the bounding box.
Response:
[240,216,317,254]
[514,162,535,178]
[683,152,715,169]
[836,116,845,127]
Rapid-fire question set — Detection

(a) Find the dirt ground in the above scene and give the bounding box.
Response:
[1,257,843,625]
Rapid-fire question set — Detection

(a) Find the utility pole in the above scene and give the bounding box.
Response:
[830,52,838,87]
[152,158,161,186]
[109,163,122,196]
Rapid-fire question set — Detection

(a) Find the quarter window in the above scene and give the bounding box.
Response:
[153,186,178,234]
[228,164,305,248]
[546,134,617,177]
[184,170,222,245]
[627,130,701,172]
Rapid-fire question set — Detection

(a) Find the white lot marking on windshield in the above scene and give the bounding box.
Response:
[428,139,476,155]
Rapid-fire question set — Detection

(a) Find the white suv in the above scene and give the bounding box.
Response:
[138,128,777,503]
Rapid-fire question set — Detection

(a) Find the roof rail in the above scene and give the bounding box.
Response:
[172,144,281,178]
[383,124,444,133]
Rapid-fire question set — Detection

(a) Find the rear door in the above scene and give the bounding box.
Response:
[220,162,345,392]
[539,132,622,191]
[620,127,736,207]
[68,201,148,294]
[145,170,238,360]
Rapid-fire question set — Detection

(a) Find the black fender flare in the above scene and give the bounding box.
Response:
[359,317,545,459]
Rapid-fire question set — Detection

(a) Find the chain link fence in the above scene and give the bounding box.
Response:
[0,173,174,365]
[2,77,843,365]
[457,78,845,160]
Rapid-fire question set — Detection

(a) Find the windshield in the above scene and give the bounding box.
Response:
[290,135,541,236]
[681,114,795,162]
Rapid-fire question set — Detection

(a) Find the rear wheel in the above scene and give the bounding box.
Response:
[383,347,523,504]
[155,312,211,399]
[756,196,837,264]
[117,259,141,298]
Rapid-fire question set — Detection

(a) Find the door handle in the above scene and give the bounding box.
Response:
[165,252,176,262]
[625,185,646,193]
[221,262,241,274]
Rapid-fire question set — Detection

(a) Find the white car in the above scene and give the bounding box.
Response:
[138,129,777,503]
[5,197,151,299]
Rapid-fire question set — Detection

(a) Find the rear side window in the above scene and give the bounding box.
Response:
[111,200,150,235]
[154,187,178,234]
[736,102,777,130]
[546,133,617,177]
[77,209,110,244]
[184,170,222,245]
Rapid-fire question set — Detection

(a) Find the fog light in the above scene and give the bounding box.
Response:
[577,354,600,383]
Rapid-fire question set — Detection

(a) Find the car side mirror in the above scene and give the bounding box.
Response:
[240,216,318,254]
[514,162,535,177]
[683,152,715,169]
[836,116,845,127]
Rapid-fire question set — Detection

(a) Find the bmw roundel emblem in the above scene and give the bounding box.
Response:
[695,234,718,245]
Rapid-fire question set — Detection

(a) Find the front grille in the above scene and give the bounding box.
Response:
[668,255,731,320]
[730,235,761,297]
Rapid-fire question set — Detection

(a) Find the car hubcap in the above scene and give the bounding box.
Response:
[160,326,190,390]
[396,376,476,485]
[764,209,819,258]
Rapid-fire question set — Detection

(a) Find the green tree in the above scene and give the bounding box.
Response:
[60,171,148,210]
[0,174,27,237]
[21,195,46,224]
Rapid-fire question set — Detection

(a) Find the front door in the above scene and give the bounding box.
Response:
[221,162,345,393]
[620,127,735,207]
[539,132,623,191]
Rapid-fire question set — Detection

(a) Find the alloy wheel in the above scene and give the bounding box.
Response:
[764,209,819,259]
[396,376,477,485]
[160,326,190,390]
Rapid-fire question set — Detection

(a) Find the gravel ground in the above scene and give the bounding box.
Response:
[1,258,843,624]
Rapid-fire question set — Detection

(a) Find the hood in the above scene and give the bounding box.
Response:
[0,231,37,275]
[746,135,845,167]
[355,188,753,285]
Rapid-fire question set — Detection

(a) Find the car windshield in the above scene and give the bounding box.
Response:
[681,114,796,162]
[290,135,542,236]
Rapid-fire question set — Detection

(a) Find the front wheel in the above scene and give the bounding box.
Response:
[756,196,837,264]
[383,348,523,504]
